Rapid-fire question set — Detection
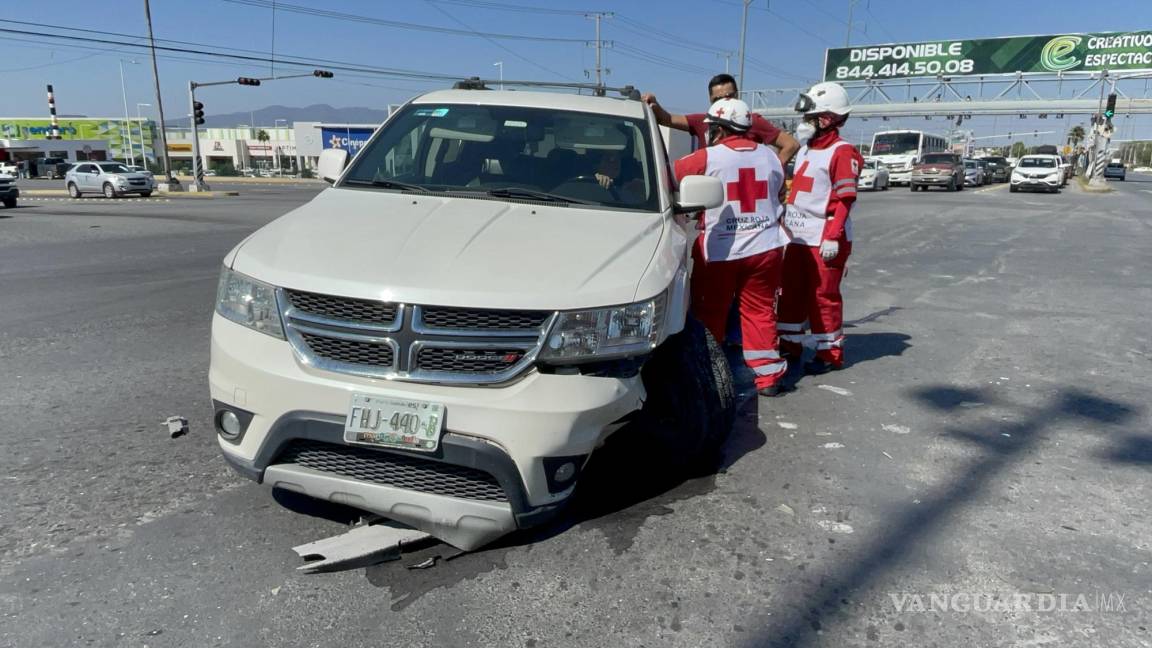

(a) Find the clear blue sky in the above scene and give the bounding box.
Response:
[2,0,1150,144]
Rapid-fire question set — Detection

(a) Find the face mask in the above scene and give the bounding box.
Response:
[795,122,817,144]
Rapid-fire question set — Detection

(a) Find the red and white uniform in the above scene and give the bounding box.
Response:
[778,129,863,366]
[674,135,789,388]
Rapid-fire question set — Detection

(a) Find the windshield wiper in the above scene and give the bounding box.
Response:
[345,178,429,192]
[483,187,591,205]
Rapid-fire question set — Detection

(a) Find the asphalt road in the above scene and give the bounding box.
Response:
[1,177,1149,648]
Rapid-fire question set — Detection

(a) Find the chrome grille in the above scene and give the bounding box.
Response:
[287,289,398,325]
[280,289,552,385]
[416,347,525,374]
[276,440,507,502]
[301,333,394,368]
[420,307,549,332]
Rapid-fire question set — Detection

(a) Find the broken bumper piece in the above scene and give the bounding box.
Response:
[266,463,518,552]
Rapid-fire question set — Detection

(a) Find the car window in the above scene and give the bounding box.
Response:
[342,104,659,211]
[964,160,976,168]
[921,154,955,164]
[74,164,92,174]
[863,160,877,169]
[1019,158,1056,168]
[1107,163,1124,168]
[97,163,130,173]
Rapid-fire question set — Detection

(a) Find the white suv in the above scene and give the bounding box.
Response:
[1010,155,1063,193]
[210,87,735,550]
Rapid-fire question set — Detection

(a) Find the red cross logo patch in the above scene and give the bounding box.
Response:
[726,167,768,213]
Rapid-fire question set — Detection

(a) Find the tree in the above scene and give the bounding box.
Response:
[256,129,269,143]
[1067,126,1085,146]
[1010,141,1027,158]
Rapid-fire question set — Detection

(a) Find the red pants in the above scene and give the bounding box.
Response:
[778,241,852,366]
[691,242,786,389]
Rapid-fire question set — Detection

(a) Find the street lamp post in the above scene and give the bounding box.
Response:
[493,61,504,90]
[274,118,287,176]
[118,58,139,166]
[135,103,151,168]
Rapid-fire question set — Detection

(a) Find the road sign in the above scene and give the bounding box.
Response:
[825,31,1152,81]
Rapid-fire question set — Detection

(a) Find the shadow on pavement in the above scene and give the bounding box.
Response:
[741,385,1140,648]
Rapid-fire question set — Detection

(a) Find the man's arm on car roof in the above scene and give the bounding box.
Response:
[642,93,690,131]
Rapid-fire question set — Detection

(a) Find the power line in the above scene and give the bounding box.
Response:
[613,43,716,76]
[862,1,899,43]
[0,26,465,82]
[223,0,588,43]
[421,0,582,82]
[424,0,596,15]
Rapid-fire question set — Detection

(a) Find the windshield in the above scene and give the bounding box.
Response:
[1107,163,1125,168]
[97,163,130,173]
[342,104,659,211]
[863,160,878,169]
[1019,158,1056,168]
[871,132,920,156]
[921,154,954,164]
[964,160,977,169]
[980,157,1007,165]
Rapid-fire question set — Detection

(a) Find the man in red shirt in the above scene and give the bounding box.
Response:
[778,82,864,374]
[673,98,792,397]
[643,73,799,165]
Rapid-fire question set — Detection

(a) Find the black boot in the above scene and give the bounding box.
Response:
[758,382,796,398]
[804,358,841,375]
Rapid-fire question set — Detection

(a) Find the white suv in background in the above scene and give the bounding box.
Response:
[209,87,736,550]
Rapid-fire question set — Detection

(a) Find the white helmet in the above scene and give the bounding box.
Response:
[795,82,851,116]
[705,97,752,132]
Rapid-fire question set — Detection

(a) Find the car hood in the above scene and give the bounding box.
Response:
[231,188,667,310]
[914,163,957,172]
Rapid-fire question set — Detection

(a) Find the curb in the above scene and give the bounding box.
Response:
[1074,177,1113,194]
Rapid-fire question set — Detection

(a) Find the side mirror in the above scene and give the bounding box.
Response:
[317,148,349,184]
[674,175,724,214]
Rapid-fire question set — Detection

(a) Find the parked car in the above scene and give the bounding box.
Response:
[125,165,154,180]
[209,86,737,551]
[32,157,70,179]
[0,172,18,209]
[858,158,890,191]
[1104,162,1127,181]
[963,159,986,187]
[975,159,994,185]
[1010,155,1063,193]
[65,161,155,198]
[0,161,18,176]
[911,152,965,191]
[978,156,1011,183]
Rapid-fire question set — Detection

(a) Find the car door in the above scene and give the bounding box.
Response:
[72,164,91,190]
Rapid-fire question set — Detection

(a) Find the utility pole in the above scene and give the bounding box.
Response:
[737,0,752,92]
[1087,72,1114,188]
[585,12,613,93]
[846,0,858,47]
[118,59,138,166]
[143,0,177,188]
[718,51,734,75]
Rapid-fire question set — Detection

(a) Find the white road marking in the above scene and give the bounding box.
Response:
[882,424,911,435]
[821,442,845,449]
[817,385,853,396]
[777,421,799,430]
[815,520,855,534]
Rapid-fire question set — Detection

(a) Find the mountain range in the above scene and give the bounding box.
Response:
[201,104,395,128]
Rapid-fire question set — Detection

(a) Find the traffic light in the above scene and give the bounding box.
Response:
[1104,93,1117,120]
[193,101,205,126]
[237,77,262,86]
[313,69,334,78]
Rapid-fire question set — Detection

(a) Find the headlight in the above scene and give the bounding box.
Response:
[215,267,284,339]
[538,294,665,361]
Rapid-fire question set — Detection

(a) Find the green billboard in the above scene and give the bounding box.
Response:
[0,118,157,160]
[824,31,1152,81]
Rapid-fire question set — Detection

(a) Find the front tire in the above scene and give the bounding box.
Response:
[67,182,81,198]
[2,197,14,209]
[636,317,735,474]
[103,183,118,199]
[140,191,152,198]
[1010,185,1018,193]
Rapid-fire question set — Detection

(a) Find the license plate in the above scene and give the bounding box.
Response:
[344,394,444,452]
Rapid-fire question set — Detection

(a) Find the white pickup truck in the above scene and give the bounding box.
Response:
[209,85,734,550]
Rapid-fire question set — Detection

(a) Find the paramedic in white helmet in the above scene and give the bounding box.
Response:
[778,82,864,374]
[674,98,792,397]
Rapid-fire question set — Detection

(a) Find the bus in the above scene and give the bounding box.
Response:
[869,130,948,185]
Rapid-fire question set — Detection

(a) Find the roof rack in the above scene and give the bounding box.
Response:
[451,77,641,100]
